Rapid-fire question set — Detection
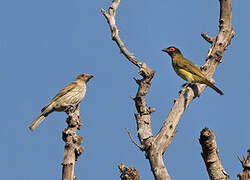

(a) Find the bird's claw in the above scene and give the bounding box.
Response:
[181,83,188,88]
[65,105,75,114]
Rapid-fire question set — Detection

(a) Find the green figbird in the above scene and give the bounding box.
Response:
[162,46,224,95]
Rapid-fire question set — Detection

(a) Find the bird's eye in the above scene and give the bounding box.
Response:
[81,74,85,77]
[169,47,175,52]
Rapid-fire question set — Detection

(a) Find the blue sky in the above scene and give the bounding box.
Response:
[1,0,249,179]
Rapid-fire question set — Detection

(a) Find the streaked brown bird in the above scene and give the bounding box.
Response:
[29,73,93,131]
[162,46,224,95]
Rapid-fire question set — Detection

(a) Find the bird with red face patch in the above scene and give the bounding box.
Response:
[162,46,224,95]
[29,73,94,131]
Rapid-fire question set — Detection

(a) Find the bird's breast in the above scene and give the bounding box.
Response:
[53,84,86,112]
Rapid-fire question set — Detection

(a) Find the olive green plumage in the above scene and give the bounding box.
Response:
[162,46,224,95]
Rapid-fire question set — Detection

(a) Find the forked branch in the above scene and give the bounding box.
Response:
[102,1,170,179]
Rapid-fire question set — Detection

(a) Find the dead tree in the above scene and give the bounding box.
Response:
[102,0,234,179]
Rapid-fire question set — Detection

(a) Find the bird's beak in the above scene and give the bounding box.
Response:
[162,48,169,53]
[89,75,94,79]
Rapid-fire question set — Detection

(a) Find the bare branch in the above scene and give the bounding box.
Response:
[126,128,145,150]
[118,163,140,180]
[237,149,250,180]
[201,32,215,44]
[62,105,84,180]
[101,0,156,148]
[199,128,229,180]
[154,0,234,155]
[101,1,171,180]
[101,0,146,70]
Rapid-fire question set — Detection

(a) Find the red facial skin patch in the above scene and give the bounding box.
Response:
[168,47,175,52]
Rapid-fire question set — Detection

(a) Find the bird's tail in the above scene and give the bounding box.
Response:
[205,80,224,95]
[29,114,46,131]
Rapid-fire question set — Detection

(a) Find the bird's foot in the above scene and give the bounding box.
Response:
[65,105,75,114]
[179,83,187,95]
[179,83,197,95]
[180,83,200,97]
[181,83,189,88]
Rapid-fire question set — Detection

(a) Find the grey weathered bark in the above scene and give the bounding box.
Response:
[199,128,229,180]
[119,163,140,180]
[62,104,84,180]
[101,0,233,180]
[101,1,169,179]
[238,149,250,180]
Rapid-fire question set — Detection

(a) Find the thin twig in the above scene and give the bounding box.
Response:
[126,128,144,150]
[201,32,215,44]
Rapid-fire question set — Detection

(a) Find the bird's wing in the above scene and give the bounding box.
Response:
[176,57,205,78]
[41,82,78,112]
[51,82,78,102]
